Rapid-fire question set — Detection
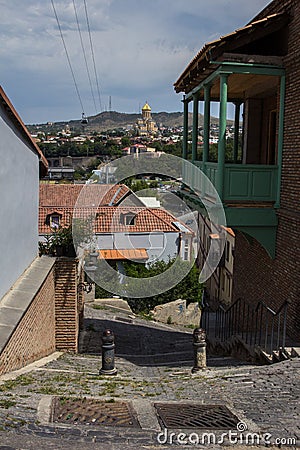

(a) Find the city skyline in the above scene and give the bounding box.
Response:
[0,0,270,124]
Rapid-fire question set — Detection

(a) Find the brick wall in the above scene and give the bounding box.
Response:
[55,258,84,352]
[233,213,300,341]
[0,266,56,376]
[232,0,300,342]
[0,257,85,376]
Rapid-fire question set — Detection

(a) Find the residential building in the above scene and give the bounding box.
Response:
[39,184,194,264]
[0,87,84,375]
[174,0,300,341]
[0,86,48,300]
[197,214,235,308]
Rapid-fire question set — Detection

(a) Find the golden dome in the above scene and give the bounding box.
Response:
[142,102,151,111]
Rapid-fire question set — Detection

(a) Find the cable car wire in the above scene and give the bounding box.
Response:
[50,0,86,115]
[72,0,97,114]
[83,0,103,112]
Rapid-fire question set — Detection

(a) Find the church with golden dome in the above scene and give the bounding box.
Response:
[135,102,158,137]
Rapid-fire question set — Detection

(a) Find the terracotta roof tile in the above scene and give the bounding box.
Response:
[39,183,130,208]
[39,206,191,235]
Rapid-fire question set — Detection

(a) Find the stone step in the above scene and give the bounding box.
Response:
[291,347,300,357]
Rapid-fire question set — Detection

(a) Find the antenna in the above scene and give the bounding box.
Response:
[109,96,112,113]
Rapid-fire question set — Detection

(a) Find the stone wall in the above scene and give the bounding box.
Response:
[0,262,56,376]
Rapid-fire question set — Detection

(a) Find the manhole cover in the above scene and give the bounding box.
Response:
[154,403,239,429]
[51,398,140,427]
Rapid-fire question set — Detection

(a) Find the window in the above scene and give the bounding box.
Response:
[45,212,62,230]
[121,213,136,226]
[50,215,60,229]
[184,240,189,261]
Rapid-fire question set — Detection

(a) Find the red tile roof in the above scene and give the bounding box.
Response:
[39,184,193,236]
[39,183,130,208]
[39,205,190,235]
[93,207,181,233]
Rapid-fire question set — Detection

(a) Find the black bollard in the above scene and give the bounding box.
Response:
[192,327,207,373]
[99,329,117,376]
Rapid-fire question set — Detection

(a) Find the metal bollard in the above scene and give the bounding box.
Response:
[192,327,207,373]
[99,329,117,376]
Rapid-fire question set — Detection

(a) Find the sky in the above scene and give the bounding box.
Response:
[0,0,271,124]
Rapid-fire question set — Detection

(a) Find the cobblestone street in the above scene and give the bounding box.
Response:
[0,304,299,449]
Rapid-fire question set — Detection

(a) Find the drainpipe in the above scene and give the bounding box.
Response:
[217,74,229,201]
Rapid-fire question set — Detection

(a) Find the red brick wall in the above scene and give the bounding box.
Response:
[232,0,300,342]
[0,267,56,376]
[0,258,85,375]
[233,213,300,341]
[55,258,84,352]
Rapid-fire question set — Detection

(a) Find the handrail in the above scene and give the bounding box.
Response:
[255,299,290,316]
[201,297,289,358]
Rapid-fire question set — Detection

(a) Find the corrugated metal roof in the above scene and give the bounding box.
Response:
[98,248,148,260]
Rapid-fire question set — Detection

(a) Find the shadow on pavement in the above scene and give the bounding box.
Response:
[79,317,250,368]
[80,317,193,366]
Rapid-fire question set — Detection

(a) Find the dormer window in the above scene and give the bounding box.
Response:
[45,212,62,230]
[121,212,136,226]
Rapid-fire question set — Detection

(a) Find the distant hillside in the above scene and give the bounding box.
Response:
[27,110,230,134]
[71,111,188,131]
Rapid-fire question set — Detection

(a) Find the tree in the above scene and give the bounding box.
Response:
[95,259,203,314]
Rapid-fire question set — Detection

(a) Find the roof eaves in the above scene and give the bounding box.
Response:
[174,11,289,93]
[0,86,48,176]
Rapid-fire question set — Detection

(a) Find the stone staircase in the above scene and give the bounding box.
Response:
[201,299,300,364]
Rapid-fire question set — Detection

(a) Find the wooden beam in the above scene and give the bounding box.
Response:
[220,53,283,66]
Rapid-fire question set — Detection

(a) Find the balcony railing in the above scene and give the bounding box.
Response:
[182,161,278,203]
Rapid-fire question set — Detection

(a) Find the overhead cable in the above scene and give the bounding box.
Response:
[83,0,103,112]
[50,0,86,114]
[72,0,98,114]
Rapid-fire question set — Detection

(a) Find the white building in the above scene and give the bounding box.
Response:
[0,86,48,300]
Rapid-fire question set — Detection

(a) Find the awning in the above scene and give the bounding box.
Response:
[98,248,148,260]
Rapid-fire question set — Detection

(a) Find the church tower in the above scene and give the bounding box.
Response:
[142,101,152,121]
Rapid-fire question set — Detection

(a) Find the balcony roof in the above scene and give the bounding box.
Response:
[174,12,289,95]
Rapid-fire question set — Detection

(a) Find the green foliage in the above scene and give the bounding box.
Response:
[124,259,202,313]
[94,258,202,313]
[208,137,242,162]
[39,225,75,257]
[121,136,131,147]
[123,178,159,192]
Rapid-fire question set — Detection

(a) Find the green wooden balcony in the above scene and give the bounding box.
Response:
[181,160,279,258]
[183,161,278,203]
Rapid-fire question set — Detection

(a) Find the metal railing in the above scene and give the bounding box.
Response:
[201,297,289,356]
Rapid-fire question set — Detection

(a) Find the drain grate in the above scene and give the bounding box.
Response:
[51,398,140,427]
[154,403,239,429]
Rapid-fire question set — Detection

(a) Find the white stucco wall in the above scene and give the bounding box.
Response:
[96,232,179,263]
[0,110,39,300]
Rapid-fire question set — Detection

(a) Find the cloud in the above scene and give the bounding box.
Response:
[0,0,270,122]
